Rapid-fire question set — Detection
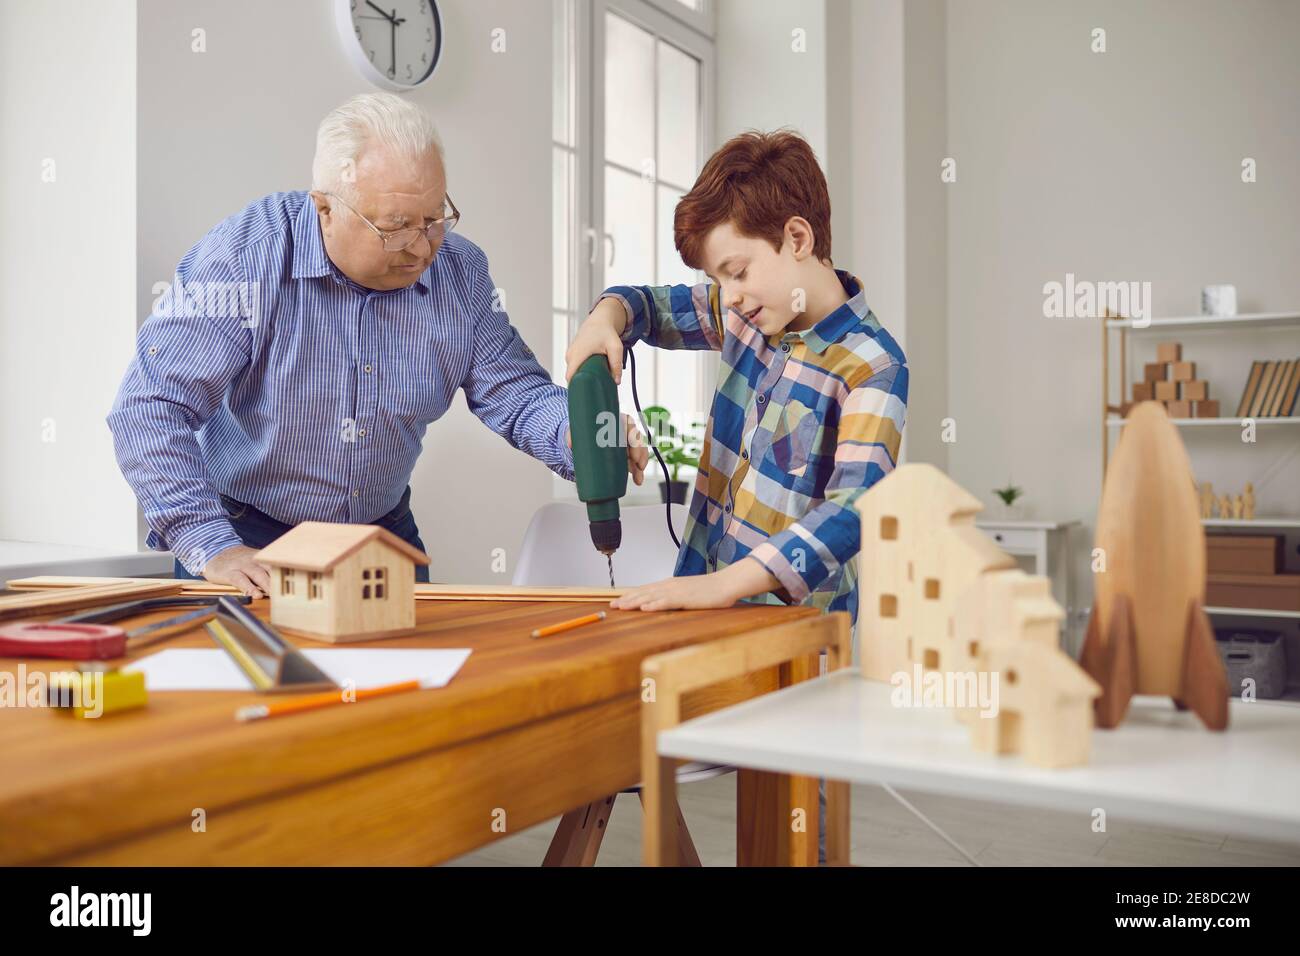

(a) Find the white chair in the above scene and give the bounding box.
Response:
[514,501,729,866]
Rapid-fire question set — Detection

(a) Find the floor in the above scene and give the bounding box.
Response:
[444,774,1300,866]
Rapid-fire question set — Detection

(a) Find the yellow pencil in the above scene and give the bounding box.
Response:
[531,610,606,639]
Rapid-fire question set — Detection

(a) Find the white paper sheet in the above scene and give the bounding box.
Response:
[123,647,472,692]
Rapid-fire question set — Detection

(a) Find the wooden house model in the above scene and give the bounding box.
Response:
[254,521,430,643]
[854,463,1101,768]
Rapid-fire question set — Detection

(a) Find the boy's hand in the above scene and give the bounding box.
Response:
[566,413,649,485]
[610,559,781,612]
[565,298,628,384]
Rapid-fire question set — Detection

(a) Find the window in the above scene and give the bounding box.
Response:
[553,0,716,456]
[308,571,322,600]
[280,569,294,597]
[361,566,387,601]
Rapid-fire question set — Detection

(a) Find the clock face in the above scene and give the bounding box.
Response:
[342,0,442,89]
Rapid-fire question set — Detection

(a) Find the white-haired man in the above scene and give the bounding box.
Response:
[108,93,646,596]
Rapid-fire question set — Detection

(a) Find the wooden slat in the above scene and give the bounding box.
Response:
[6,576,239,595]
[414,583,625,601]
[0,580,182,622]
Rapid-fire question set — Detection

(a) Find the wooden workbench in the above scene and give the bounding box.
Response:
[0,597,820,865]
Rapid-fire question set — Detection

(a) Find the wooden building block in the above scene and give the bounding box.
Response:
[1167,400,1192,418]
[1194,399,1220,418]
[1181,380,1208,401]
[1131,382,1155,402]
[1154,380,1178,401]
[1143,362,1168,383]
[1171,361,1196,382]
[1156,342,1182,363]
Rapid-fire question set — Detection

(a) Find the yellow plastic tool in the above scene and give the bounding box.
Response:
[47,665,147,719]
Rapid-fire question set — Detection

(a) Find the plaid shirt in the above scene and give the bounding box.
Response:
[599,270,908,623]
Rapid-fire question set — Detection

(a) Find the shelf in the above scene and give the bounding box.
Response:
[1106,416,1300,428]
[1206,606,1300,620]
[1204,517,1300,528]
[1106,312,1300,331]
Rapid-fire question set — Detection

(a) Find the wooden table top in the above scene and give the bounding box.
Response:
[0,596,818,864]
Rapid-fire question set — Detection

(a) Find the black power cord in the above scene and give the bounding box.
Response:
[625,344,681,550]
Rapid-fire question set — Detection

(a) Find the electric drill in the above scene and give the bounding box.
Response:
[568,354,628,584]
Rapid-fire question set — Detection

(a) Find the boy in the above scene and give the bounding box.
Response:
[566,130,908,624]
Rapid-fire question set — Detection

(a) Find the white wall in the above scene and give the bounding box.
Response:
[0,0,140,552]
[946,0,1300,616]
[135,0,554,583]
[715,0,827,161]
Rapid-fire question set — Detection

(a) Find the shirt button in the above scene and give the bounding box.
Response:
[741,449,748,460]
[757,394,766,405]
[724,504,731,513]
[781,343,791,352]
[358,428,367,437]
[146,346,158,356]
[352,490,360,497]
[363,364,373,373]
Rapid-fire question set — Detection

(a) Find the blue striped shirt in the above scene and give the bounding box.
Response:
[108,191,574,574]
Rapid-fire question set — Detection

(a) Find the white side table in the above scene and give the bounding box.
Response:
[974,520,1080,654]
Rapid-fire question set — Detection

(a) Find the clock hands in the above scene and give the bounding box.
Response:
[362,1,405,78]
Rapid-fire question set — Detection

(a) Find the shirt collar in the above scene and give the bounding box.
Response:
[291,194,431,294]
[783,270,874,354]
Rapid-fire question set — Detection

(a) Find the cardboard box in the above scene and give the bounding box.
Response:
[1206,573,1300,613]
[1207,535,1283,574]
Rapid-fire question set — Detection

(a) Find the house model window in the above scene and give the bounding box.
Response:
[361,567,387,600]
[308,571,322,600]
[280,569,295,596]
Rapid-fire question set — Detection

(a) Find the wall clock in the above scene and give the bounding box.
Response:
[335,0,443,91]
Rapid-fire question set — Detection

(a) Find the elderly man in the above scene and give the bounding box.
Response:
[108,93,645,597]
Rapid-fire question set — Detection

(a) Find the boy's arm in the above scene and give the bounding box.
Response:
[743,361,910,602]
[598,282,725,352]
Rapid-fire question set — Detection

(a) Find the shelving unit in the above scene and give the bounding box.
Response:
[1102,310,1300,668]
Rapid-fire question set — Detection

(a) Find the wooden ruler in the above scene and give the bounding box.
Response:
[0,580,183,622]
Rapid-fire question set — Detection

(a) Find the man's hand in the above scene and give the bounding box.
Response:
[609,559,781,612]
[565,298,628,384]
[567,413,649,486]
[202,544,272,598]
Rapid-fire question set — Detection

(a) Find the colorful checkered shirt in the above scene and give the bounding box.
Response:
[600,271,908,624]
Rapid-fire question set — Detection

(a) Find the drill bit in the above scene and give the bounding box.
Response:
[606,554,615,588]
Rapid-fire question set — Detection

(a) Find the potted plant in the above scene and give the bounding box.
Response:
[641,406,704,504]
[993,482,1025,519]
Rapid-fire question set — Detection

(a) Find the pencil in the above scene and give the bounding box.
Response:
[531,610,606,639]
[235,679,423,722]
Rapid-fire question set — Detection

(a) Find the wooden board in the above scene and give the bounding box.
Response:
[0,580,182,622]
[414,583,626,602]
[6,575,240,595]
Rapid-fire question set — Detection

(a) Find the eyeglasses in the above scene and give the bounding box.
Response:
[323,191,460,252]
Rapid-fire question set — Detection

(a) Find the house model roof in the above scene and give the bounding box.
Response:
[255,521,431,572]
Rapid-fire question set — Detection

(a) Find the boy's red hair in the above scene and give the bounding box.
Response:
[673,129,832,271]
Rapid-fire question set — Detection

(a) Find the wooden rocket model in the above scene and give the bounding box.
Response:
[1080,401,1228,730]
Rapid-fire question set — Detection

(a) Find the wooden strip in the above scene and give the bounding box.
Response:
[415,583,625,601]
[0,581,182,622]
[6,575,239,595]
